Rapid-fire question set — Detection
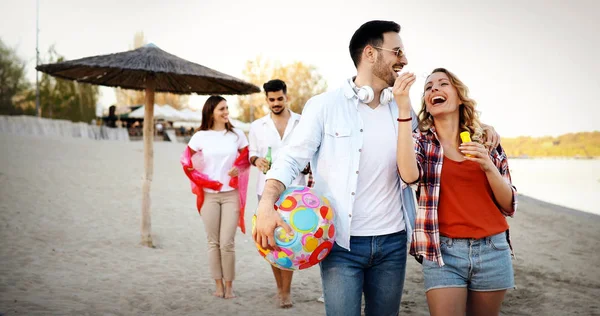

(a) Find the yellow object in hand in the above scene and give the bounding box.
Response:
[460,131,473,157]
[460,131,472,143]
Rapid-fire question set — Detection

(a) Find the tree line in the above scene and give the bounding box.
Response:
[0,39,99,122]
[502,131,600,158]
[236,55,328,122]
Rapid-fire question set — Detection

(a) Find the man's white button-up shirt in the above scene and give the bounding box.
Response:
[249,110,305,196]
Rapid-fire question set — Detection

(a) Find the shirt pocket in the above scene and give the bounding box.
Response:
[324,124,352,158]
[325,124,351,138]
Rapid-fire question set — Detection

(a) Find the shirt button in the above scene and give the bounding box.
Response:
[351,192,355,195]
[349,214,352,218]
[358,149,362,152]
[356,171,359,174]
[360,129,363,132]
[335,132,339,136]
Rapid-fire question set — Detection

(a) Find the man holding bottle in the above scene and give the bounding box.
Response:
[248,79,308,308]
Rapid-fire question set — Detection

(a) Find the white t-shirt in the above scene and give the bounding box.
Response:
[187,128,249,193]
[351,102,405,236]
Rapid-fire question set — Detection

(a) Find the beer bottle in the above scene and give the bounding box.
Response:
[264,146,272,175]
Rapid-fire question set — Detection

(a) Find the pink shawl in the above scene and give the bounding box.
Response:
[180,146,250,233]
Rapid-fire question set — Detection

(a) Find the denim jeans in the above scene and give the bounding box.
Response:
[320,230,407,316]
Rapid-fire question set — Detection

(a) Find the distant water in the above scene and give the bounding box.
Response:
[508,158,600,216]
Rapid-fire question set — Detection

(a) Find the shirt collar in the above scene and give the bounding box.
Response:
[342,77,363,110]
[343,77,356,100]
[424,126,442,145]
[289,110,301,122]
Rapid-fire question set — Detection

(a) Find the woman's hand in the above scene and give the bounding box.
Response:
[392,72,416,111]
[227,167,239,177]
[459,142,496,173]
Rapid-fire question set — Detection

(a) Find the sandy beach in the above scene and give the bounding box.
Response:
[0,133,599,316]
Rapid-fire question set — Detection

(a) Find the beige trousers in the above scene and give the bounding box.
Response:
[201,190,239,281]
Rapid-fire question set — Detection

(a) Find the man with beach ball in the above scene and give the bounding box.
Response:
[253,20,419,316]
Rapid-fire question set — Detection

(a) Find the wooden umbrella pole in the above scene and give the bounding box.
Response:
[141,76,156,247]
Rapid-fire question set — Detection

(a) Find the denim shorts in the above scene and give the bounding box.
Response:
[422,232,515,292]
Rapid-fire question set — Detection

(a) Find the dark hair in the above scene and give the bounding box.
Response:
[199,95,235,134]
[349,20,401,68]
[263,79,287,96]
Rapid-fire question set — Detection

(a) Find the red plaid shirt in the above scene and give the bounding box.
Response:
[409,128,518,266]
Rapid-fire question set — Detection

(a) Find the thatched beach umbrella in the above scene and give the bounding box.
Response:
[37,44,260,248]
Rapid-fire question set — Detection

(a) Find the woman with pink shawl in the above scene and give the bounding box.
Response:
[180,96,250,299]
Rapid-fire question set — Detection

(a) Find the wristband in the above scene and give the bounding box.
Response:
[397,117,412,122]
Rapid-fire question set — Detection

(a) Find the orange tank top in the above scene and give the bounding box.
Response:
[437,156,508,238]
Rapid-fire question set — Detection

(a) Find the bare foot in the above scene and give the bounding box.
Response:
[279,293,293,308]
[213,280,224,298]
[213,290,224,298]
[224,288,236,299]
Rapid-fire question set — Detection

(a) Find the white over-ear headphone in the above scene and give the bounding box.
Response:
[349,78,393,105]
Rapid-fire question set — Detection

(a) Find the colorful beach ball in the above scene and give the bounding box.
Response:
[253,186,336,271]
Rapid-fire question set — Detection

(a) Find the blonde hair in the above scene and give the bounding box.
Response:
[417,68,486,146]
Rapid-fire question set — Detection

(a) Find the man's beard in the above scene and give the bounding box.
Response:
[270,106,285,115]
[373,56,395,87]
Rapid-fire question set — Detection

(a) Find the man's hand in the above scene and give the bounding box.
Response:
[252,180,292,250]
[254,157,270,173]
[392,72,416,112]
[301,164,311,175]
[481,124,501,150]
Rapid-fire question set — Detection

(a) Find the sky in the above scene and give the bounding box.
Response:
[1,0,598,137]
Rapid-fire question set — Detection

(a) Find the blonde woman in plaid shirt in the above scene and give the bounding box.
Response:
[394,68,517,316]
